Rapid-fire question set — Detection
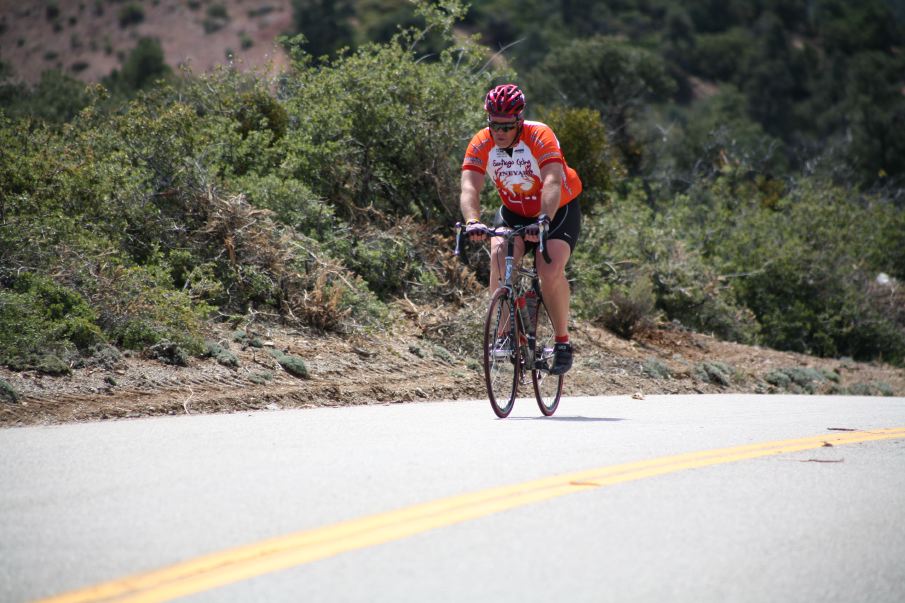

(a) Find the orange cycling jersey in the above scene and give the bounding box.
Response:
[462,120,582,218]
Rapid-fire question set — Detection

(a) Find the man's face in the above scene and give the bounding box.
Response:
[488,116,520,148]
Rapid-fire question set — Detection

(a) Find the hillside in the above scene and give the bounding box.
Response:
[0,0,291,84]
[1,0,903,425]
[3,307,904,426]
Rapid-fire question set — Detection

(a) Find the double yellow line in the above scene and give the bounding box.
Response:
[39,426,905,603]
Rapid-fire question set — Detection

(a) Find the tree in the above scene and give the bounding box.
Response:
[660,86,787,185]
[291,0,355,59]
[528,36,676,173]
[536,106,625,207]
[104,37,172,95]
[0,69,89,123]
[812,0,903,54]
[741,13,803,137]
[843,51,905,186]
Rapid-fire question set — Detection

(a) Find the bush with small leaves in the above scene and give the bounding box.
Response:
[78,344,125,370]
[1,378,18,403]
[205,341,239,368]
[269,349,309,379]
[696,361,732,386]
[599,276,657,340]
[764,369,791,389]
[642,358,671,380]
[0,274,104,372]
[118,3,144,27]
[148,341,189,366]
[249,371,273,385]
[847,382,895,397]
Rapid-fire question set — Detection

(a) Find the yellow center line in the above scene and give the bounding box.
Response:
[37,426,905,603]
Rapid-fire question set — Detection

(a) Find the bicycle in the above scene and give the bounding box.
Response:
[455,221,564,418]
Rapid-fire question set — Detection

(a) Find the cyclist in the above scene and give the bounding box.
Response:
[460,83,582,375]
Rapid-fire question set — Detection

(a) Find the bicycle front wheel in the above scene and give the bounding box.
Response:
[531,299,563,416]
[483,288,520,418]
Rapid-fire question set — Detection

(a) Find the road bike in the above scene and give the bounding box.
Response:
[455,222,564,418]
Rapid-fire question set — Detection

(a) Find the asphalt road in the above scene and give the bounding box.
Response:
[2,394,905,603]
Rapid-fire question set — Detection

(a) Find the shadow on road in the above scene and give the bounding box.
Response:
[509,416,627,422]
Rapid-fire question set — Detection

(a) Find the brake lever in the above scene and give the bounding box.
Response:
[538,221,552,264]
[454,222,470,266]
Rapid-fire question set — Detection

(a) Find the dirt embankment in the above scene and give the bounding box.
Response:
[0,0,292,85]
[2,310,903,426]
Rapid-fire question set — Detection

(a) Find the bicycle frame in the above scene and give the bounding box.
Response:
[456,222,548,367]
[455,220,564,417]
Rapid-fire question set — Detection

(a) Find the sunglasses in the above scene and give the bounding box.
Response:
[488,120,519,132]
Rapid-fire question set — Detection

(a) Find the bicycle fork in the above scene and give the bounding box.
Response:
[515,290,537,367]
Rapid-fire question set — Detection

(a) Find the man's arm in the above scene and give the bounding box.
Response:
[460,170,485,223]
[539,162,563,220]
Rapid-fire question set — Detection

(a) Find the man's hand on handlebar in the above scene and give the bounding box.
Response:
[465,219,488,242]
[524,213,550,243]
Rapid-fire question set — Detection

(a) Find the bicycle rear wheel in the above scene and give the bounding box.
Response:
[531,299,563,416]
[483,288,520,418]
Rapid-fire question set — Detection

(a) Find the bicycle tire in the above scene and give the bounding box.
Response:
[483,288,520,418]
[531,299,563,416]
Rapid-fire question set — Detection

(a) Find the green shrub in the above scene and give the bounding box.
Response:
[232,174,331,238]
[75,344,124,370]
[147,341,190,366]
[696,361,733,386]
[642,357,671,379]
[105,37,171,93]
[270,349,309,379]
[347,231,418,300]
[46,1,60,20]
[688,28,754,81]
[118,3,144,27]
[847,382,895,397]
[784,367,827,392]
[280,23,491,221]
[599,275,657,339]
[249,371,273,384]
[0,378,17,403]
[528,35,676,172]
[765,366,827,393]
[535,106,625,207]
[36,354,71,375]
[205,341,239,368]
[207,4,229,19]
[764,369,791,389]
[232,328,264,348]
[89,263,212,354]
[573,184,758,342]
[0,69,91,123]
[705,180,905,365]
[0,274,104,371]
[204,3,230,33]
[248,6,274,18]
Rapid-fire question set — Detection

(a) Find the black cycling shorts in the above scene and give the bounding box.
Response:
[493,199,581,253]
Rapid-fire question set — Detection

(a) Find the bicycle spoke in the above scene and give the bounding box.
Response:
[484,290,519,418]
[531,298,563,416]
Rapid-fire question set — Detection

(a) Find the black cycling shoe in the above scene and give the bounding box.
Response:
[550,342,573,375]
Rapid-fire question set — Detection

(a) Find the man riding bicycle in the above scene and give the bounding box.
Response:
[460,83,582,375]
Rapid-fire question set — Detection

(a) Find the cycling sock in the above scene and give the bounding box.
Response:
[555,335,570,344]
